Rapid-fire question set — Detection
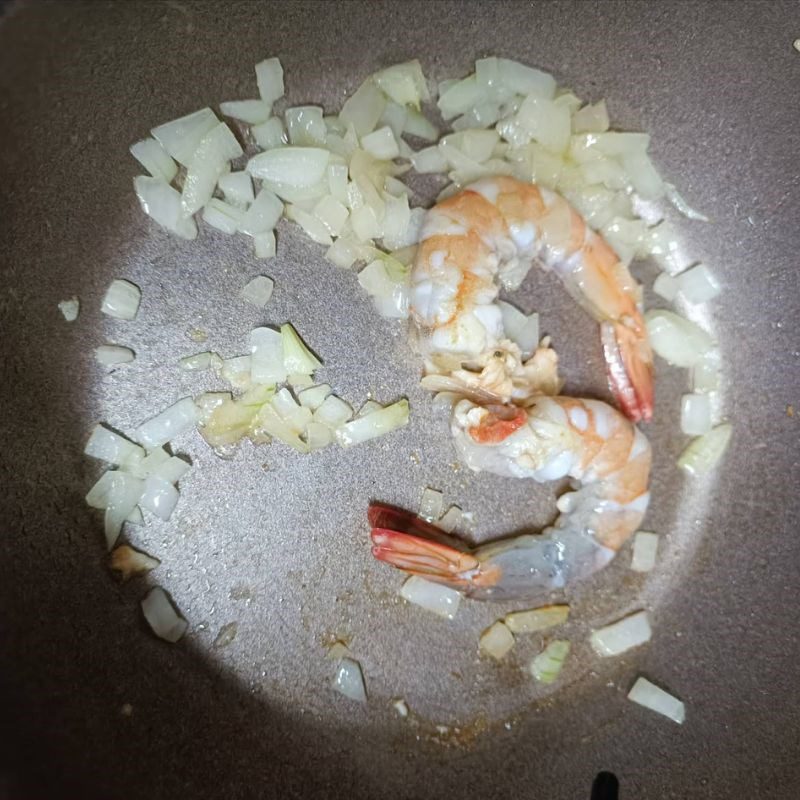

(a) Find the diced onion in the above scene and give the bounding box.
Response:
[220,355,252,390]
[180,351,223,372]
[529,640,570,684]
[110,545,160,581]
[418,487,443,522]
[590,610,652,657]
[479,621,515,660]
[95,345,135,366]
[400,576,461,619]
[238,188,284,236]
[677,424,732,476]
[335,399,409,447]
[139,475,179,520]
[219,99,272,124]
[103,472,144,549]
[393,698,409,718]
[410,146,448,174]
[181,122,243,215]
[676,263,721,303]
[298,383,332,411]
[218,171,254,209]
[141,587,188,643]
[339,79,386,136]
[373,60,430,110]
[150,107,218,166]
[101,279,141,321]
[85,424,144,465]
[129,137,178,182]
[136,397,199,448]
[250,326,286,384]
[571,100,609,134]
[252,117,287,150]
[505,604,569,634]
[241,275,274,308]
[497,58,556,97]
[361,126,400,160]
[305,421,334,450]
[628,677,685,724]
[516,96,570,153]
[255,57,284,104]
[153,455,191,484]
[134,176,198,240]
[645,309,714,367]
[653,272,679,301]
[202,198,245,234]
[665,183,709,222]
[680,393,712,436]
[271,387,313,434]
[85,471,117,509]
[281,323,321,376]
[313,195,349,236]
[285,106,327,147]
[246,147,330,188]
[691,350,721,393]
[497,301,539,359]
[58,297,80,321]
[436,505,463,533]
[254,230,276,259]
[333,657,367,703]
[313,395,353,429]
[285,204,333,245]
[403,108,439,141]
[631,531,659,573]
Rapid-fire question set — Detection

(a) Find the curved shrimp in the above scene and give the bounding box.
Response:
[410,175,654,422]
[370,396,650,601]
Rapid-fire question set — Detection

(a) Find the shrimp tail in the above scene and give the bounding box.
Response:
[602,320,654,423]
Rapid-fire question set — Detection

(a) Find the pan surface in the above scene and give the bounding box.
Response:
[1,1,798,798]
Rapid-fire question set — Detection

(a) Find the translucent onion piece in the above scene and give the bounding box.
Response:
[691,350,721,393]
[246,147,330,188]
[590,610,652,657]
[85,471,117,509]
[202,198,245,234]
[110,544,160,581]
[676,263,721,303]
[530,640,570,684]
[516,96,570,153]
[400,576,461,619]
[250,327,286,384]
[84,424,144,465]
[496,59,556,98]
[219,99,272,125]
[339,79,386,136]
[252,117,287,150]
[220,355,252,391]
[436,505,463,533]
[653,272,679,302]
[255,57,284,104]
[153,455,191,484]
[505,604,569,634]
[253,403,309,453]
[680,393,712,436]
[418,487,443,522]
[134,176,198,240]
[130,137,178,182]
[101,279,141,321]
[285,204,333,245]
[181,122,243,215]
[298,384,332,411]
[333,657,367,703]
[150,107,218,166]
[403,108,439,141]
[313,395,353,429]
[410,146,449,174]
[572,100,609,134]
[677,424,732,476]
[361,126,400,160]
[103,472,144,549]
[313,195,349,236]
[373,60,430,109]
[281,323,321,376]
[238,188,284,236]
[631,531,659,573]
[305,421,334,450]
[335,399,409,447]
[285,106,327,147]
[241,275,274,308]
[179,351,223,372]
[141,587,188,643]
[95,345,135,365]
[665,183,709,222]
[138,475,179,520]
[479,621,515,660]
[254,230,276,259]
[628,677,685,724]
[58,297,80,321]
[645,310,714,367]
[136,397,199,448]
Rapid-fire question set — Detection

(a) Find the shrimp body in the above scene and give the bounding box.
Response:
[411,176,653,421]
[370,397,650,601]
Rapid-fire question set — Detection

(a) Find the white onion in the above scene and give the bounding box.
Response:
[676,263,721,303]
[529,640,570,684]
[129,137,178,182]
[281,323,321,375]
[95,345,135,366]
[84,424,144,465]
[691,349,721,393]
[101,278,141,321]
[339,79,386,136]
[333,657,367,703]
[680,393,712,436]
[249,326,286,384]
[134,176,198,240]
[110,545,160,581]
[622,151,665,200]
[479,621,515,660]
[631,531,659,573]
[126,506,144,525]
[194,391,231,422]
[373,60,429,109]
[441,129,499,163]
[305,421,334,450]
[410,146,448,174]
[313,394,353,429]
[516,96,570,153]
[572,100,609,134]
[645,309,714,367]
[497,301,539,359]
[628,677,685,724]
[285,105,326,147]
[153,455,191,484]
[438,75,484,120]
[150,107,218,166]
[179,351,223,372]
[141,587,188,643]
[241,275,274,308]
[139,475,179,520]
[402,108,439,141]
[218,171,254,208]
[104,472,144,549]
[380,101,407,139]
[497,59,555,97]
[136,397,199,448]
[436,505,463,533]
[400,576,461,619]
[665,183,709,222]
[181,123,243,215]
[254,230,276,259]
[85,471,116,508]
[418,487,443,522]
[325,236,369,269]
[677,424,732,476]
[58,296,80,321]
[271,388,313,434]
[253,403,309,453]
[285,204,333,245]
[361,126,400,160]
[358,259,409,318]
[219,99,272,124]
[356,400,383,418]
[220,355,252,390]
[327,164,349,203]
[505,604,570,634]
[645,221,684,274]
[202,198,245,234]
[246,147,330,188]
[252,117,287,149]
[379,191,411,251]
[590,610,652,657]
[312,195,349,237]
[298,384,331,411]
[255,57,284,104]
[393,699,409,718]
[653,272,679,301]
[336,399,409,447]
[238,188,284,236]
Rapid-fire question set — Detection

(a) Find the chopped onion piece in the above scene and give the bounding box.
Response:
[392,699,409,718]
[325,236,370,269]
[102,279,141,321]
[253,403,309,452]
[85,424,144,465]
[238,188,284,236]
[530,640,570,684]
[436,505,463,533]
[58,296,80,321]
[141,587,187,643]
[181,122,243,215]
[311,195,349,237]
[305,421,334,449]
[333,657,367,703]
[180,351,223,372]
[218,171,254,208]
[95,345,135,365]
[104,472,144,549]
[335,399,409,447]
[285,106,326,146]
[361,126,400,160]
[628,677,685,724]
[572,100,609,134]
[219,99,272,124]
[129,137,178,182]
[653,272,679,301]
[327,163,349,203]
[677,424,732,476]
[285,204,333,245]
[665,183,709,222]
[497,301,539,359]
[631,531,659,573]
[410,146,448,174]
[85,471,117,509]
[380,101,407,139]
[281,323,321,376]
[254,230,276,259]
[252,117,287,149]
[373,60,430,110]
[339,79,386,136]
[250,326,286,384]
[247,147,329,188]
[241,275,274,308]
[151,107,218,166]
[497,59,555,98]
[127,506,144,525]
[139,475,179,520]
[271,387,313,433]
[418,487,443,522]
[622,151,664,200]
[479,621,515,660]
[313,395,353,429]
[680,393,712,436]
[153,455,191,484]
[195,391,231,421]
[516,96,570,153]
[505,604,570,634]
[676,264,721,303]
[438,75,484,120]
[590,610,652,657]
[403,108,439,141]
[356,400,383,418]
[220,355,252,390]
[400,576,461,619]
[645,310,714,367]
[298,384,332,411]
[255,57,284,104]
[202,198,245,234]
[691,350,721,393]
[136,397,199,448]
[134,176,198,240]
[110,545,160,581]
[199,397,257,447]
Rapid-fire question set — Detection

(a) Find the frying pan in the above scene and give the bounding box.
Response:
[1,1,798,798]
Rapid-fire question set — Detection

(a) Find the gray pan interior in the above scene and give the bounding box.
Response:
[1,1,798,798]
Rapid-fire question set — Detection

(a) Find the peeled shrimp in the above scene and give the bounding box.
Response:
[410,175,654,421]
[371,396,650,601]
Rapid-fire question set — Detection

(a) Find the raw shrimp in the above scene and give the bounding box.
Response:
[370,396,650,601]
[411,175,654,422]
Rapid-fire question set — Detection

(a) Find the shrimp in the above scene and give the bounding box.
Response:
[370,396,650,601]
[410,175,654,422]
